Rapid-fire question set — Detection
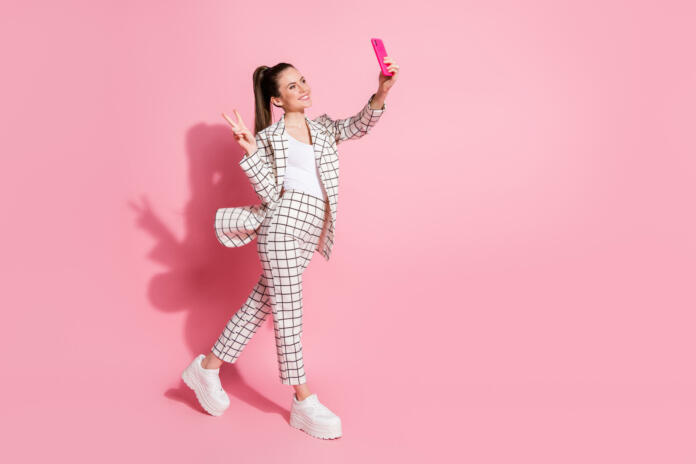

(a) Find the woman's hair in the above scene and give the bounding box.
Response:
[252,62,294,134]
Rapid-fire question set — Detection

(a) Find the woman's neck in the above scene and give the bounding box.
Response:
[283,111,306,129]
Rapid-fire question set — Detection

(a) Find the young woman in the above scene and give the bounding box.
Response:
[182,58,399,439]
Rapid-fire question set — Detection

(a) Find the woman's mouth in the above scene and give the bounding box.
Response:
[299,94,310,101]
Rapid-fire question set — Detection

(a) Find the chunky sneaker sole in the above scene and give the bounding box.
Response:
[181,354,229,416]
[290,411,343,439]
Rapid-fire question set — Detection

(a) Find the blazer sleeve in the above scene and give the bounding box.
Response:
[315,93,386,145]
[238,132,278,206]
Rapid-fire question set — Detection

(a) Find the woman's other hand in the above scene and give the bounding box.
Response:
[221,109,257,156]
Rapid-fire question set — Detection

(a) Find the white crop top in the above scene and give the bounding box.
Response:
[283,132,328,201]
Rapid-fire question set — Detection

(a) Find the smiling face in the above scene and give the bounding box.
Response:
[271,67,312,111]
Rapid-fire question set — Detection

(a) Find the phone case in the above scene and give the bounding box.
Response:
[371,38,393,76]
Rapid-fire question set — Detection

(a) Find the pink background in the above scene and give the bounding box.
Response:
[2,1,694,462]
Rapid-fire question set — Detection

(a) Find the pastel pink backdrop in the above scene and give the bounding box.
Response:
[1,1,694,462]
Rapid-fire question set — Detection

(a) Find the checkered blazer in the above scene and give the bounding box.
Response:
[215,92,386,261]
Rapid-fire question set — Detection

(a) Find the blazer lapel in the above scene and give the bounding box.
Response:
[307,118,329,186]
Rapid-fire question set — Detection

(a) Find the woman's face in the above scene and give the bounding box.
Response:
[272,67,312,111]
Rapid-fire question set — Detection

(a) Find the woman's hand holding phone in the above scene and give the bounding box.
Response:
[221,109,257,157]
[371,38,399,98]
[378,55,399,94]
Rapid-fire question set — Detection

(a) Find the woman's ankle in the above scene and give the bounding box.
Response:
[202,353,223,370]
[293,384,312,401]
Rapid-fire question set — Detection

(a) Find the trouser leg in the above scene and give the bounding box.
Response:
[263,194,325,386]
[211,274,272,363]
[265,234,308,385]
[211,190,325,384]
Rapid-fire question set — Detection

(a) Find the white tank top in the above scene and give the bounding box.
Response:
[283,131,328,201]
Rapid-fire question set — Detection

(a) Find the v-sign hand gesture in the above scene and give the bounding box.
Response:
[221,109,257,156]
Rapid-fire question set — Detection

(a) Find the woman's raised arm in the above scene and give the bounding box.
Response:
[314,93,387,145]
[314,56,398,145]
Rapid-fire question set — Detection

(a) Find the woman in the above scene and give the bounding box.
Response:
[182,57,399,439]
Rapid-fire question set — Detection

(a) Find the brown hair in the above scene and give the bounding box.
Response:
[252,62,294,135]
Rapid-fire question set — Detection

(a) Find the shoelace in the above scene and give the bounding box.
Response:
[310,399,337,418]
[200,367,224,392]
[297,398,328,415]
[209,375,224,392]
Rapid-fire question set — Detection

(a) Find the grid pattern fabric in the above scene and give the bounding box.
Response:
[214,93,386,260]
[211,189,327,385]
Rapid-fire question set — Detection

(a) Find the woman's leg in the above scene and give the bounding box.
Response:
[206,274,272,368]
[265,233,308,385]
[291,212,327,400]
[262,191,327,388]
[205,197,279,369]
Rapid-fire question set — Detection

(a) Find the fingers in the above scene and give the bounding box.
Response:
[221,112,237,129]
[223,110,250,140]
[382,56,399,74]
[222,109,248,130]
[233,109,247,129]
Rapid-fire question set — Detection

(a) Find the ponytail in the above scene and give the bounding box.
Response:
[252,62,294,134]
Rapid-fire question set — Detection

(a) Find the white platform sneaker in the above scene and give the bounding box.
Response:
[181,354,230,416]
[289,393,343,439]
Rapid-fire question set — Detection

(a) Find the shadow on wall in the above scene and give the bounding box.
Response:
[129,122,285,418]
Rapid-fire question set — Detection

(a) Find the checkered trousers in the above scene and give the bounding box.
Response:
[211,189,328,385]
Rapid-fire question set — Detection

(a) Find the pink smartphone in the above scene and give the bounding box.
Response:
[371,38,393,76]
